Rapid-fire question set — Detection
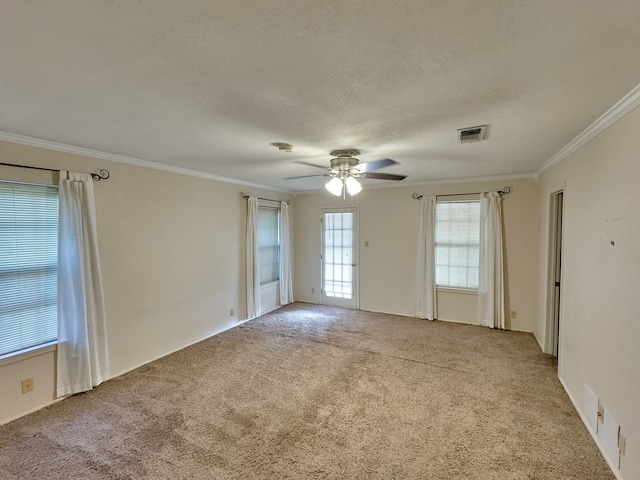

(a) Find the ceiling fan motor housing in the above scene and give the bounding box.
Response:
[330,156,360,172]
[330,149,361,174]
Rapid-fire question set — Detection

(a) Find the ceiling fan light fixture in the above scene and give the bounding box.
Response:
[285,149,405,196]
[325,177,344,196]
[345,176,362,195]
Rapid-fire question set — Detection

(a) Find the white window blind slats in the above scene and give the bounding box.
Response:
[258,206,280,285]
[435,201,480,289]
[0,182,58,357]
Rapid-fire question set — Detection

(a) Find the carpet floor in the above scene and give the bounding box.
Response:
[0,303,613,479]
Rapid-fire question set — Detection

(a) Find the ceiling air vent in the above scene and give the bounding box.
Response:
[457,125,487,144]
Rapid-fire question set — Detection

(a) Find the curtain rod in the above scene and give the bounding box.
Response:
[240,192,291,204]
[412,186,512,201]
[0,162,111,181]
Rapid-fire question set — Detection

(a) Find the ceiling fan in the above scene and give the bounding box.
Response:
[284,149,407,197]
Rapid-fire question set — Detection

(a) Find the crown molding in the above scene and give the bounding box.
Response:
[535,82,640,178]
[296,172,535,195]
[0,130,294,194]
[367,172,535,190]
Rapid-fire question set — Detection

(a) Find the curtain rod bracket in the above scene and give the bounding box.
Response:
[412,186,512,201]
[91,169,110,181]
[240,192,291,204]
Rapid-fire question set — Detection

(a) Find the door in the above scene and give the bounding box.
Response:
[550,191,564,358]
[321,208,358,309]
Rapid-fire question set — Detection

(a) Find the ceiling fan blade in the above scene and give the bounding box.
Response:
[360,172,407,181]
[293,160,328,170]
[284,173,329,180]
[356,158,398,172]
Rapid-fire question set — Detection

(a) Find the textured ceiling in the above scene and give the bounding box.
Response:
[1,1,639,192]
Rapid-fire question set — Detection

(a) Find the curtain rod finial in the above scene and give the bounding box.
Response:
[91,169,110,181]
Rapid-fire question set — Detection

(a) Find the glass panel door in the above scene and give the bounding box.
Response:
[321,208,358,309]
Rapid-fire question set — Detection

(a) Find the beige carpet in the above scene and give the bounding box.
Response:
[0,303,613,479]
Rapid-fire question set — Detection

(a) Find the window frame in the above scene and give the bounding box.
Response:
[434,199,481,291]
[0,179,59,360]
[257,205,280,286]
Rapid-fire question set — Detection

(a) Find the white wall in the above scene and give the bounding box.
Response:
[293,178,540,331]
[535,105,640,478]
[0,141,292,424]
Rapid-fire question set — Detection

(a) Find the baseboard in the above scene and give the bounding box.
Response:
[110,304,294,380]
[436,316,476,325]
[558,376,622,480]
[3,312,269,426]
[109,318,253,380]
[258,304,280,316]
[533,331,545,352]
[1,397,65,426]
[360,307,414,318]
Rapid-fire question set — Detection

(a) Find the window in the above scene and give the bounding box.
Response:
[258,206,280,285]
[0,181,59,357]
[435,201,480,289]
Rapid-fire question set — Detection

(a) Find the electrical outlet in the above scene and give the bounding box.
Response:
[510,310,517,318]
[230,308,234,317]
[21,378,33,394]
[311,287,315,294]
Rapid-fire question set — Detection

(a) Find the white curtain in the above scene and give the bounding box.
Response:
[478,192,506,329]
[57,171,109,397]
[415,195,438,320]
[246,196,260,319]
[279,201,293,305]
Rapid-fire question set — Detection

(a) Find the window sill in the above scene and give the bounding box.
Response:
[0,341,57,368]
[436,286,478,296]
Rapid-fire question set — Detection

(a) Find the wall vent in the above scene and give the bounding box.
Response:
[458,125,487,144]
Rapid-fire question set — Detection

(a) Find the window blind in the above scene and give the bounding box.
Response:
[435,201,480,289]
[258,206,280,285]
[0,181,59,357]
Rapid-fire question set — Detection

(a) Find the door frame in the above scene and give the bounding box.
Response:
[320,206,359,310]
[545,189,564,358]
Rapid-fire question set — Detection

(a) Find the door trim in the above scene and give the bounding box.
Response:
[545,189,564,357]
[320,206,359,310]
